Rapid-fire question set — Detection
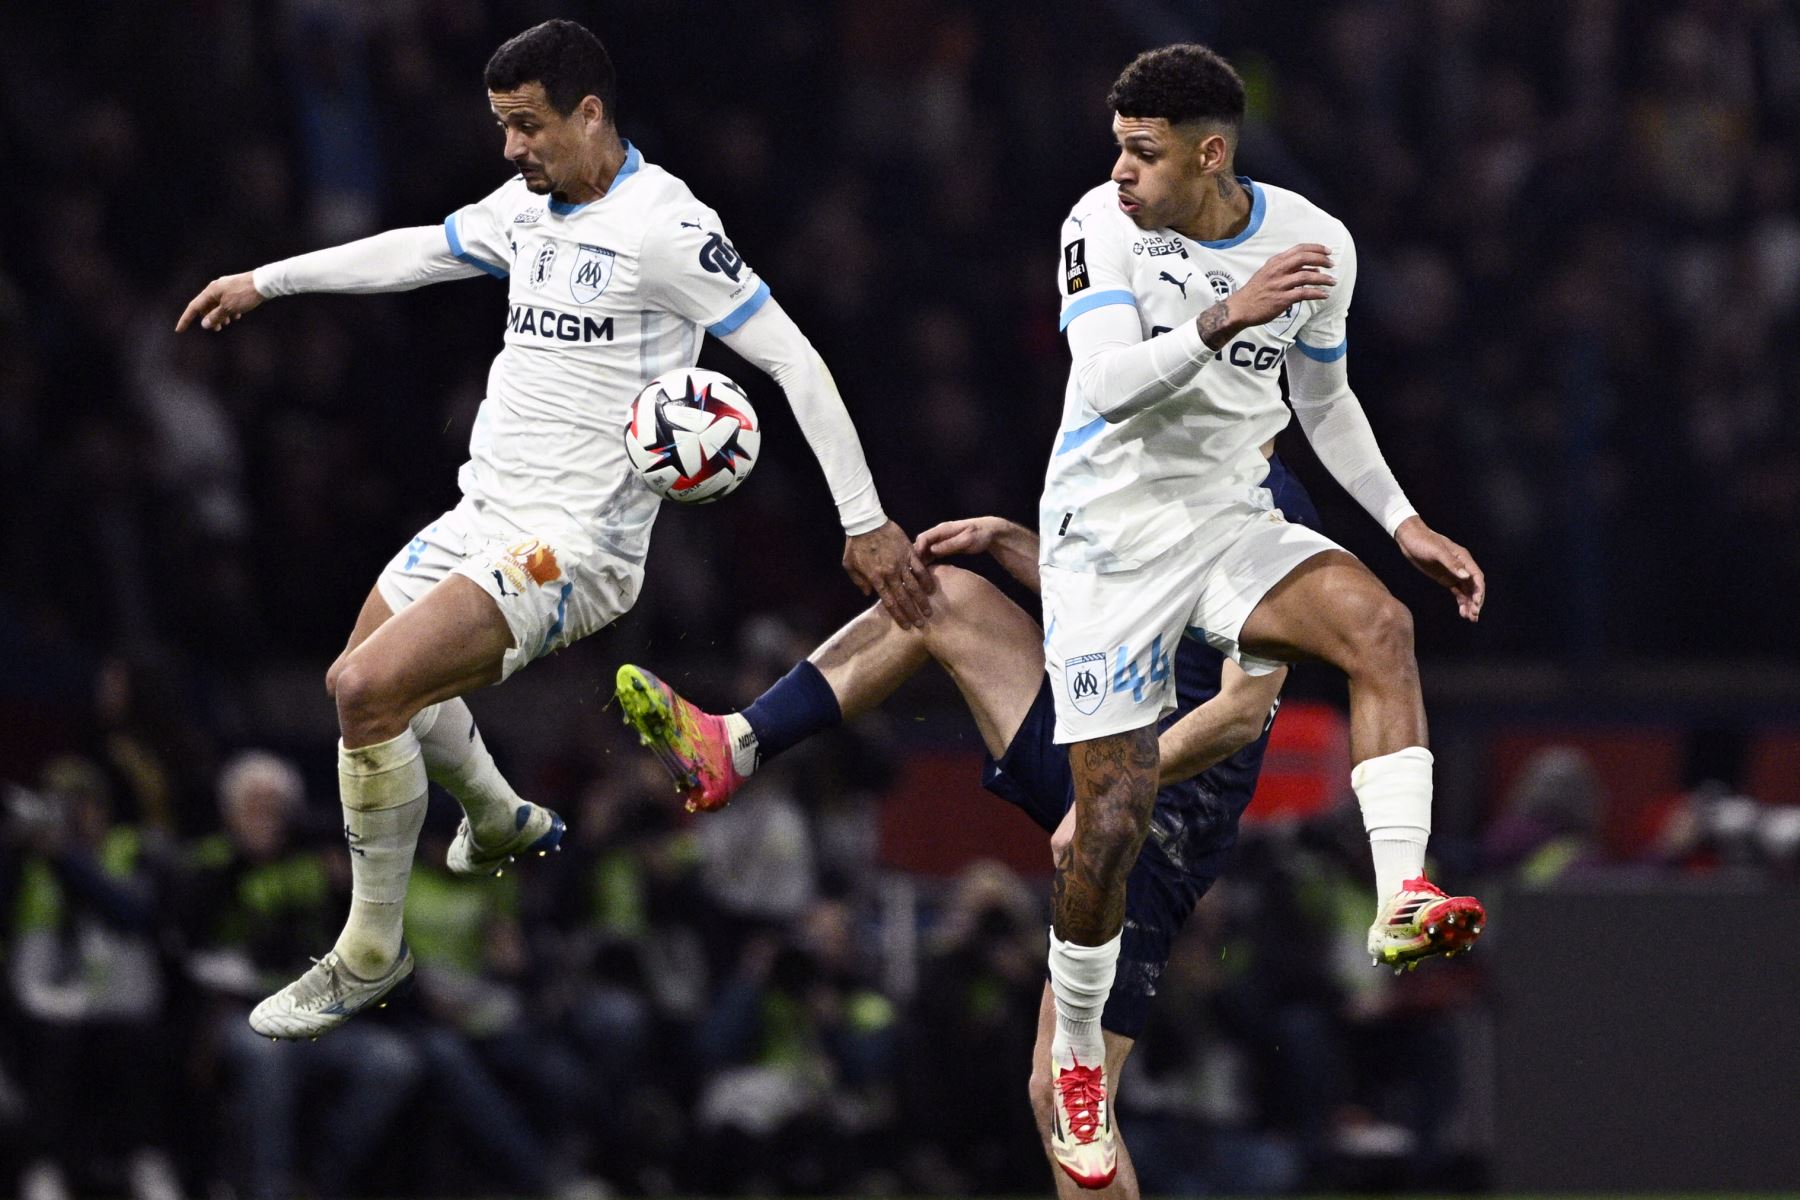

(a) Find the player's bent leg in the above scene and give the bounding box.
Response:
[1235,550,1424,761]
[618,565,1045,810]
[329,585,554,876]
[1030,985,1139,1197]
[1237,550,1484,966]
[901,565,1046,758]
[256,577,538,1039]
[331,574,515,749]
[326,586,397,698]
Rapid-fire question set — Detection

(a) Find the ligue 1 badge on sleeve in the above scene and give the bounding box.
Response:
[1065,652,1107,715]
[1064,239,1090,294]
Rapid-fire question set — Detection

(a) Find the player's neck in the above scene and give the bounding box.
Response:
[1171,173,1251,243]
[552,133,630,207]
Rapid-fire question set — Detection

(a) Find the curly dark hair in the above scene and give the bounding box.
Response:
[485,19,618,120]
[1107,43,1245,127]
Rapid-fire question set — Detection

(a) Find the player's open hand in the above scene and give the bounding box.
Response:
[1394,516,1485,622]
[912,516,1004,562]
[844,519,934,629]
[176,271,265,333]
[1219,243,1336,335]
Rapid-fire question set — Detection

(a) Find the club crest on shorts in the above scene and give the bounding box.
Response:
[570,243,615,303]
[1064,652,1107,716]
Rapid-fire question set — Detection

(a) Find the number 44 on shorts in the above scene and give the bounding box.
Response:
[1112,634,1171,702]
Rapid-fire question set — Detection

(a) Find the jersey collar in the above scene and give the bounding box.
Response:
[548,140,642,216]
[1191,177,1264,250]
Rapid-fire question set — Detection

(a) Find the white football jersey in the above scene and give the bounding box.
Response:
[443,142,772,565]
[1040,178,1354,573]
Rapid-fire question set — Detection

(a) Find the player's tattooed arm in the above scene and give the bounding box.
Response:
[1197,300,1238,350]
[1055,728,1159,944]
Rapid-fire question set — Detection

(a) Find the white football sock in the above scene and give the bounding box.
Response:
[410,698,523,844]
[1048,928,1119,1066]
[1352,745,1433,899]
[332,730,428,979]
[722,711,759,777]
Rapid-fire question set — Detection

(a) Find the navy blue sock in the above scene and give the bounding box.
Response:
[740,660,842,762]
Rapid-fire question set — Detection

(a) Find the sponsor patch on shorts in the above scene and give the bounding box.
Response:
[506,539,562,585]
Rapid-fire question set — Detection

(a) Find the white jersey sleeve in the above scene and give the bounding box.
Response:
[252,226,481,297]
[637,211,771,335]
[720,299,886,536]
[1284,232,1418,535]
[443,181,518,280]
[1058,211,1217,421]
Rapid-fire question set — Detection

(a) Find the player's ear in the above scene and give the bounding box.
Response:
[579,94,605,130]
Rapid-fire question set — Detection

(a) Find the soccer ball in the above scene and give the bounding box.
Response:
[623,368,761,503]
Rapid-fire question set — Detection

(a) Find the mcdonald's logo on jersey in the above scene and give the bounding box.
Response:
[570,244,616,304]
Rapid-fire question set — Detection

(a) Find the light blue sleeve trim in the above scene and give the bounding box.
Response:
[1294,337,1347,362]
[443,213,508,279]
[707,280,772,337]
[1058,289,1137,331]
[1055,415,1107,456]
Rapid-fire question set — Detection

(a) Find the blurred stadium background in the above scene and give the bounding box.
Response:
[2,0,1799,1197]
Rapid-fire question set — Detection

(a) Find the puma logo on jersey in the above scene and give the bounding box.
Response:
[1158,271,1191,298]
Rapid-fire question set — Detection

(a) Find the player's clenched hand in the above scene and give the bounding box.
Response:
[1201,243,1335,348]
[1394,515,1486,622]
[844,519,935,629]
[176,271,265,333]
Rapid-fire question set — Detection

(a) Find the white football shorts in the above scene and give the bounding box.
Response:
[1041,504,1342,744]
[376,496,643,682]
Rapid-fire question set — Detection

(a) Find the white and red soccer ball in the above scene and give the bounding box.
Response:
[623,368,761,503]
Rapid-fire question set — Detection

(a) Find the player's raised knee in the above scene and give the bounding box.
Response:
[1360,592,1416,663]
[331,656,408,732]
[324,655,350,700]
[926,563,994,612]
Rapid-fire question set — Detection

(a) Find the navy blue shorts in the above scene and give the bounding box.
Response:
[983,682,1245,1039]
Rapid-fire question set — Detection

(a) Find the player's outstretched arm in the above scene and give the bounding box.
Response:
[176,226,484,334]
[913,516,1041,592]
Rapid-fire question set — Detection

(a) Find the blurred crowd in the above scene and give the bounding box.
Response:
[2,0,1799,1197]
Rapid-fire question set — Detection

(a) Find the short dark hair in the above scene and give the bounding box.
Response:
[1107,43,1245,128]
[484,19,617,120]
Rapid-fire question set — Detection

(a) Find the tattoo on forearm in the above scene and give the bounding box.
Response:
[1198,300,1233,350]
[1053,728,1158,943]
